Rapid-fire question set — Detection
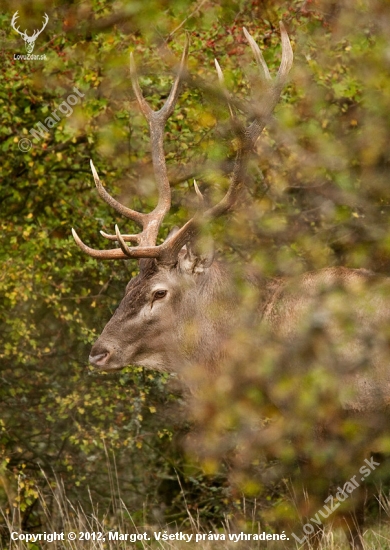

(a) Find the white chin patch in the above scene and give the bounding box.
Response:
[135,355,168,371]
[94,363,126,373]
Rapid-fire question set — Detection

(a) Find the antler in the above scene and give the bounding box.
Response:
[27,13,49,42]
[11,12,27,39]
[72,37,189,261]
[11,11,49,40]
[72,24,293,264]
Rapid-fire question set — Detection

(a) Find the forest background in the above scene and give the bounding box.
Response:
[2,0,390,544]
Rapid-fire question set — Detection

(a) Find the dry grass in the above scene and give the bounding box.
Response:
[1,474,390,549]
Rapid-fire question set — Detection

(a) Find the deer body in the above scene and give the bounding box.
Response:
[90,261,390,414]
[262,266,390,412]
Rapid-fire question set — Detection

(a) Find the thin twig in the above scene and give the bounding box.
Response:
[166,0,208,42]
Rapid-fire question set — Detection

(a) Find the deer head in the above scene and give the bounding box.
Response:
[72,25,293,374]
[11,11,49,54]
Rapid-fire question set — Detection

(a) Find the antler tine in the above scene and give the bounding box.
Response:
[130,35,189,123]
[194,180,204,209]
[72,228,163,260]
[214,58,224,85]
[100,230,140,243]
[246,23,293,144]
[277,21,294,83]
[160,33,190,120]
[115,224,134,257]
[215,59,235,119]
[243,27,272,83]
[72,228,129,259]
[90,160,145,228]
[130,53,153,119]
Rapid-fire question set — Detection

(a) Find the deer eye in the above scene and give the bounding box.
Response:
[152,289,167,301]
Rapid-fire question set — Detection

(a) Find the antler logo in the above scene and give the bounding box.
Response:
[11,11,49,54]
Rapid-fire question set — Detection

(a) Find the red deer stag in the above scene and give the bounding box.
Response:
[72,25,390,549]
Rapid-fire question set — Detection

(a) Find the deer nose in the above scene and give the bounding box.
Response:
[89,351,110,366]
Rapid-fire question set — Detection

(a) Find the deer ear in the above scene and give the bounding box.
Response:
[178,237,214,274]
